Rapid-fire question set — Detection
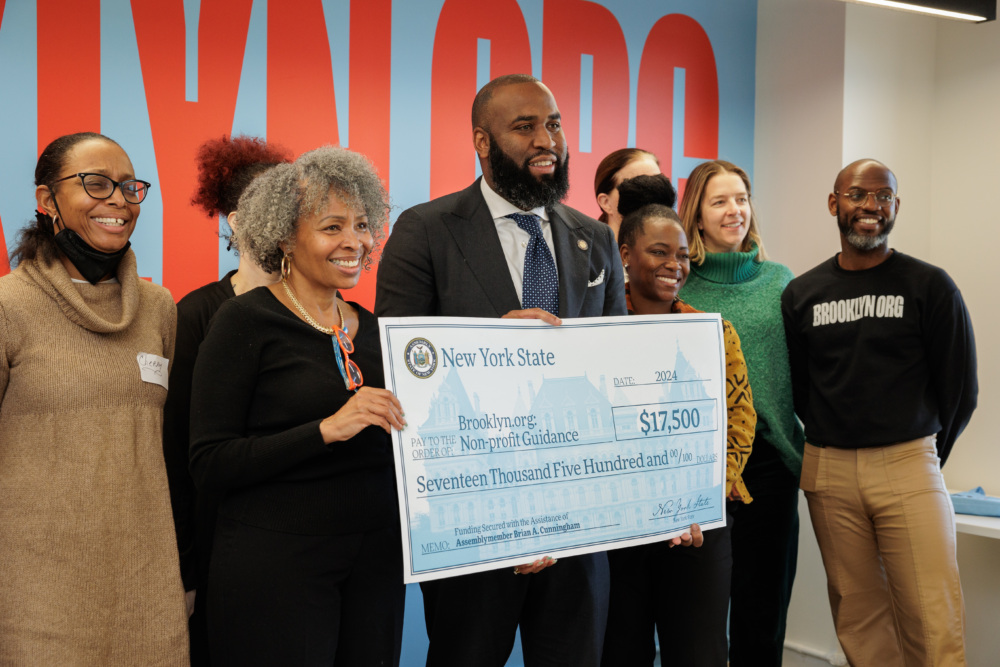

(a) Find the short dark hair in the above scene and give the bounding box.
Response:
[471,73,539,129]
[11,132,120,266]
[618,204,682,250]
[617,174,677,217]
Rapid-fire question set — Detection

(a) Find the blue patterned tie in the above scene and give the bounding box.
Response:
[509,213,559,316]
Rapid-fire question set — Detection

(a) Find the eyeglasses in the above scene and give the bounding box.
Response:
[332,328,364,391]
[53,172,152,204]
[835,189,896,207]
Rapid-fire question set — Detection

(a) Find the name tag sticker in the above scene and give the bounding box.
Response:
[137,352,169,390]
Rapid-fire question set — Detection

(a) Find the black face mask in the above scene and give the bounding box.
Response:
[53,226,130,285]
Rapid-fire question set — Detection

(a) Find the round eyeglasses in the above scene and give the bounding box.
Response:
[53,172,152,204]
[835,189,895,207]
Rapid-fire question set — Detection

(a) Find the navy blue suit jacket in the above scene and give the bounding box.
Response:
[375,178,626,319]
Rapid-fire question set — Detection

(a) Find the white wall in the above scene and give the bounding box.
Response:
[755,1,1000,664]
[929,12,1000,502]
[755,1,847,661]
[841,6,936,259]
[929,16,1000,667]
[754,0,846,275]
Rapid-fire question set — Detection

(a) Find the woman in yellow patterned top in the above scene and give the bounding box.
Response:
[601,204,756,667]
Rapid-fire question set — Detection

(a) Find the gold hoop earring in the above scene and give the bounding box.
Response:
[281,254,292,279]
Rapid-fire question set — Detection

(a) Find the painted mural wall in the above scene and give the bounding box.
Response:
[0,0,757,308]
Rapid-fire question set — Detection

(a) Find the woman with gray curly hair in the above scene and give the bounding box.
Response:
[189,146,406,665]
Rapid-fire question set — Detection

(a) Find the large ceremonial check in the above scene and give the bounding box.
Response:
[380,314,728,583]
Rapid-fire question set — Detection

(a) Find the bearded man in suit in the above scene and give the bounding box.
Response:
[375,73,625,667]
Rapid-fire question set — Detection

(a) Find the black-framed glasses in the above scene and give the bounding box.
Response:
[835,189,895,207]
[53,173,152,204]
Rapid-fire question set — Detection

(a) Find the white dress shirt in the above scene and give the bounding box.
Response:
[480,178,558,306]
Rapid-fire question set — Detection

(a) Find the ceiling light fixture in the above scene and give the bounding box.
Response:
[841,0,995,22]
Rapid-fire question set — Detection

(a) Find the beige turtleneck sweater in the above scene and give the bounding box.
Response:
[0,248,188,665]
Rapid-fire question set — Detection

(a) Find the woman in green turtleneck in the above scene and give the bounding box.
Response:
[678,160,804,667]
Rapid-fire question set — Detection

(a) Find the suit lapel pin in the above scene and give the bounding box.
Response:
[577,239,589,251]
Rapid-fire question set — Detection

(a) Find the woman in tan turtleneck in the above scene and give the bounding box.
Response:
[0,132,187,664]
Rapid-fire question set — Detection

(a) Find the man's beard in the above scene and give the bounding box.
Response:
[839,213,894,251]
[488,138,570,211]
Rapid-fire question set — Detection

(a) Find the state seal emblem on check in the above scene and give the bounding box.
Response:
[404,338,438,378]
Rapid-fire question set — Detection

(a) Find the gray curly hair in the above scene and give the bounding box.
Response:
[233,145,390,273]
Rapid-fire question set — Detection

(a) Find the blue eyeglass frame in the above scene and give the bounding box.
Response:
[331,328,363,391]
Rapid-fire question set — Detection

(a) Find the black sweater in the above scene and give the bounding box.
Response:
[781,251,977,464]
[189,287,396,535]
[163,270,236,589]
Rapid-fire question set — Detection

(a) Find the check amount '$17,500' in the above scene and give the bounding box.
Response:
[637,405,704,436]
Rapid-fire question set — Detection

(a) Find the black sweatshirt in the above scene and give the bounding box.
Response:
[189,287,396,535]
[781,251,977,464]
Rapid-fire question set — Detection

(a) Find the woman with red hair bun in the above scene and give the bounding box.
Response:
[163,134,291,665]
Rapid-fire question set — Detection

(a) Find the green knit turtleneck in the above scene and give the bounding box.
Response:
[691,247,763,284]
[679,250,805,477]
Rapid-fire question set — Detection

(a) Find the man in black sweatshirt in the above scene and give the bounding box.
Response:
[781,159,977,667]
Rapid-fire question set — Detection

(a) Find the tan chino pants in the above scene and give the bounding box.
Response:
[801,436,966,667]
